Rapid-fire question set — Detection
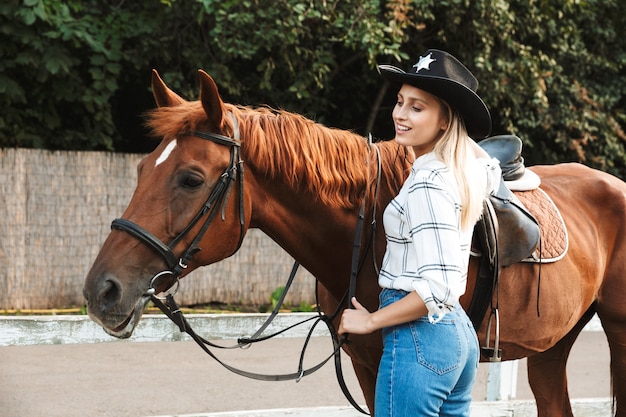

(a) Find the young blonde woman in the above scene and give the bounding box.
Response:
[339,49,501,417]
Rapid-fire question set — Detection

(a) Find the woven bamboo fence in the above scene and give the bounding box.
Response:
[0,148,315,310]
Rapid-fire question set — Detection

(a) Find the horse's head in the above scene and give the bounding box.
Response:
[83,70,249,338]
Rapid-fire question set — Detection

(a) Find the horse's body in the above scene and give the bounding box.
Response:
[83,70,626,416]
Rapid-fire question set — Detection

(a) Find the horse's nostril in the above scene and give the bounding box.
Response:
[96,277,122,312]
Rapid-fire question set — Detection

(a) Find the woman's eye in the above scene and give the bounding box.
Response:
[182,175,204,189]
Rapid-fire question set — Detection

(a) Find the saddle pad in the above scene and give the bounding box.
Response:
[515,187,568,263]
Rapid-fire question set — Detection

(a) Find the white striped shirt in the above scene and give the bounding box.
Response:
[378,152,500,323]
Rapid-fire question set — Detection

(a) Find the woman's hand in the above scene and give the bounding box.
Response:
[338,291,429,336]
[338,297,375,335]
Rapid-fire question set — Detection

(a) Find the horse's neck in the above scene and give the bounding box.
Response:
[251,179,358,281]
[248,143,408,296]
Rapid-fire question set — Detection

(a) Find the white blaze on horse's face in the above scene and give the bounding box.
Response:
[155,139,178,167]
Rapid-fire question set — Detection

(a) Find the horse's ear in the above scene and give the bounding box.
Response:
[151,69,185,108]
[198,69,225,129]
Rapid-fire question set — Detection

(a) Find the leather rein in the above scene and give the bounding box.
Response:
[110,115,380,415]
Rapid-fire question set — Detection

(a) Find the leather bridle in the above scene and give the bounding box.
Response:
[109,117,381,415]
[111,113,245,295]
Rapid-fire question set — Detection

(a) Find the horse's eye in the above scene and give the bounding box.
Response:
[181,175,204,189]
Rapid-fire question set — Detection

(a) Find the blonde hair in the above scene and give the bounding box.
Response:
[432,102,485,230]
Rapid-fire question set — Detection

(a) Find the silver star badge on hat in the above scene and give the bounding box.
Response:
[413,53,436,72]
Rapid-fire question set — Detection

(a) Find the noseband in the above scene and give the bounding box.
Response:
[111,113,245,294]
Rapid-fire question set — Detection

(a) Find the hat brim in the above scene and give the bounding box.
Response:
[379,65,492,138]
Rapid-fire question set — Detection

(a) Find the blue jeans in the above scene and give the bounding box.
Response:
[375,289,479,417]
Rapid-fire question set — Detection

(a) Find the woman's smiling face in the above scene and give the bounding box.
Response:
[392,84,448,156]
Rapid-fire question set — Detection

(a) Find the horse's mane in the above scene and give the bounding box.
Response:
[146,101,412,209]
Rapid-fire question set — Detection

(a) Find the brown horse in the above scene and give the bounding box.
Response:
[83,69,626,417]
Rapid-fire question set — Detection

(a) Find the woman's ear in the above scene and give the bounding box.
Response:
[439,104,451,131]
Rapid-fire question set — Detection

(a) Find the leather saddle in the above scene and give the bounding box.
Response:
[467,135,541,333]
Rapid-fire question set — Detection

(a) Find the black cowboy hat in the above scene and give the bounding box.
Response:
[379,49,492,138]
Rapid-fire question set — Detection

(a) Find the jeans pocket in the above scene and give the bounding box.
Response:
[410,318,462,375]
[466,320,480,368]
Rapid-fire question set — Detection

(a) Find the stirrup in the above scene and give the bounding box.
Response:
[481,308,502,362]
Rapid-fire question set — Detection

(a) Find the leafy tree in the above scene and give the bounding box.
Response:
[0,0,168,150]
[369,0,626,175]
[1,0,625,178]
[0,0,406,151]
[468,0,626,173]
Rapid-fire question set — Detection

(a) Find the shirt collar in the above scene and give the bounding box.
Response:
[412,151,442,171]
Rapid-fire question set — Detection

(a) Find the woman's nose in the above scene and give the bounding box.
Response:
[394,107,407,121]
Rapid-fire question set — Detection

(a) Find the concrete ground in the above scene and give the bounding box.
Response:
[0,331,610,417]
